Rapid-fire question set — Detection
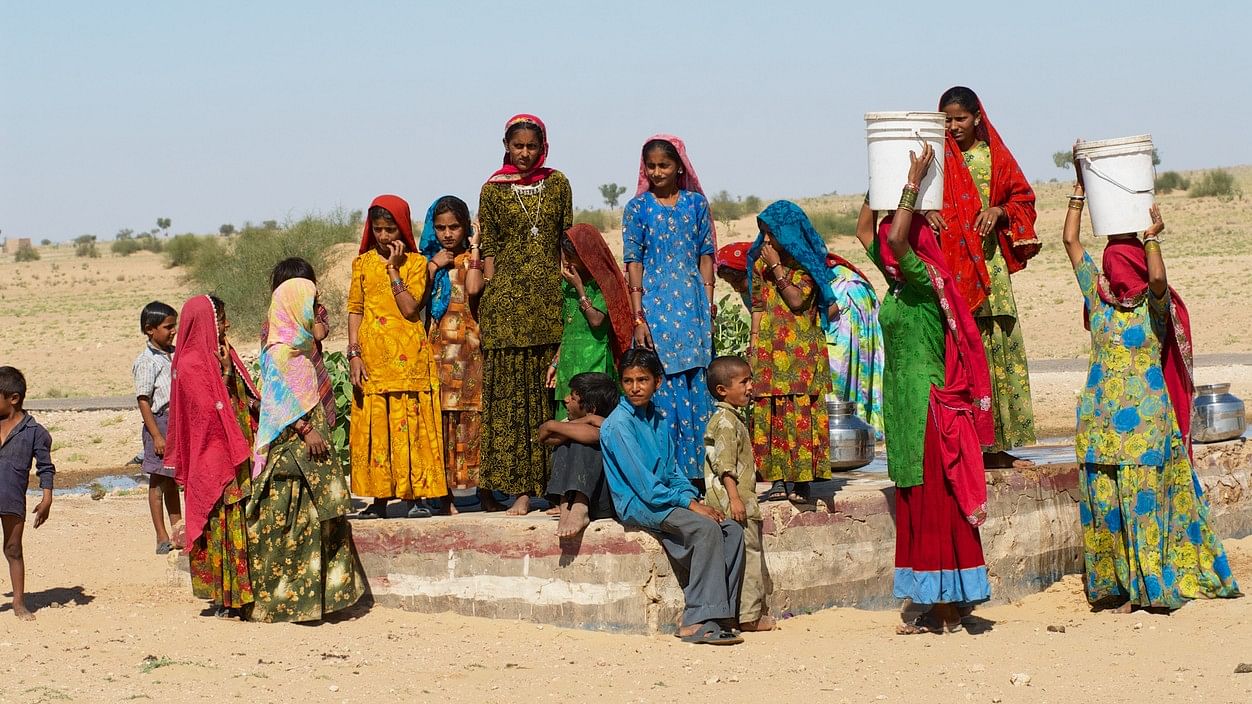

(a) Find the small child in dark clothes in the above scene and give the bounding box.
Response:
[132,300,181,554]
[0,367,54,621]
[539,372,618,539]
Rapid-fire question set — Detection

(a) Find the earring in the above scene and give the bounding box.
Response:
[679,169,685,174]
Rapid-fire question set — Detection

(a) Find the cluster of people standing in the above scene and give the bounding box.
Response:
[2,86,1237,634]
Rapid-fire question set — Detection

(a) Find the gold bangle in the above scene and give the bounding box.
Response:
[1067,202,1085,211]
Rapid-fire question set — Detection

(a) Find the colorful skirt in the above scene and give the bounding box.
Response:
[751,393,830,483]
[653,367,713,480]
[349,390,446,500]
[1079,454,1240,608]
[479,345,557,496]
[976,314,1036,452]
[442,410,481,490]
[893,433,991,605]
[189,462,253,609]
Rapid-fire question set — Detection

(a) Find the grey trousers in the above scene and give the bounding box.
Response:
[659,508,745,627]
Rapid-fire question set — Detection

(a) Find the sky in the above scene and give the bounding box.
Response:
[3,0,1250,241]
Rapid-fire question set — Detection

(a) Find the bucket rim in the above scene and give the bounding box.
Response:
[1075,134,1154,153]
[864,111,946,121]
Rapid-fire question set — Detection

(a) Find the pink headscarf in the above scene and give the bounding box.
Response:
[635,133,707,197]
[878,216,994,522]
[487,114,554,186]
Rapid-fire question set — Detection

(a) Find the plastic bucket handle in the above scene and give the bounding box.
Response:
[1078,155,1155,195]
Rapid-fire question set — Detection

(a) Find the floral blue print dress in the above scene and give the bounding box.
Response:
[623,190,715,479]
[1074,252,1238,608]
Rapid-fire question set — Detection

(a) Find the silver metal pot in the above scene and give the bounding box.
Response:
[828,399,875,470]
[1192,383,1246,443]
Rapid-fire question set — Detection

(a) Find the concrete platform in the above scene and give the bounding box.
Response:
[335,440,1252,634]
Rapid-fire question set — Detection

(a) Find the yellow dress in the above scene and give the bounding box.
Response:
[347,250,446,500]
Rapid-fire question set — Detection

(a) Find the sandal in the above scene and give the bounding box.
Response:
[352,503,387,520]
[896,612,944,635]
[406,503,433,519]
[788,483,817,512]
[679,620,744,646]
[764,481,788,502]
[154,541,173,555]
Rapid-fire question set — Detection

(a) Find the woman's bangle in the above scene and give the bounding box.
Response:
[899,186,918,211]
[294,421,311,438]
[1067,201,1085,211]
[347,343,362,359]
[1069,194,1086,201]
[633,311,647,326]
[628,285,645,294]
[391,279,408,296]
[904,182,920,193]
[467,259,483,270]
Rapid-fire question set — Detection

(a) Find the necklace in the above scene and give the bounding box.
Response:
[512,183,544,237]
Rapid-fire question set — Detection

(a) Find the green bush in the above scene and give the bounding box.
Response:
[140,235,163,254]
[75,241,99,258]
[323,351,353,475]
[808,211,860,239]
[1155,171,1190,193]
[111,238,142,256]
[164,234,204,268]
[14,243,40,262]
[39,239,51,246]
[710,190,742,222]
[573,208,613,231]
[713,294,751,357]
[187,210,357,336]
[1189,169,1242,199]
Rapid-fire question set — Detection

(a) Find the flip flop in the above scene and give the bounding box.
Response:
[679,620,744,646]
[406,504,433,519]
[764,481,788,502]
[155,541,173,555]
[896,613,943,635]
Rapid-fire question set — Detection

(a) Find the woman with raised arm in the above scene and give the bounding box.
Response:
[1062,148,1238,612]
[855,144,994,634]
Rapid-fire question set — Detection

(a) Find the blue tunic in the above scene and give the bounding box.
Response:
[601,397,698,531]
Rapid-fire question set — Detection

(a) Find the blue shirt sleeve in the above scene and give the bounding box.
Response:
[600,414,694,528]
[622,198,645,264]
[33,425,55,489]
[695,194,714,256]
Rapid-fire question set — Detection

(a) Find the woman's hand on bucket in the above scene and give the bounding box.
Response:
[1145,205,1165,239]
[906,143,934,186]
[1072,140,1087,191]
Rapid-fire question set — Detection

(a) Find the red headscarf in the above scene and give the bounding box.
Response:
[716,242,748,271]
[1094,238,1195,454]
[166,296,252,545]
[827,252,871,284]
[938,93,1040,312]
[487,114,554,186]
[878,216,994,521]
[359,194,417,254]
[565,224,634,364]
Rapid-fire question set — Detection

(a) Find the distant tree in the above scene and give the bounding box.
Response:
[740,195,763,214]
[599,183,627,212]
[219,224,236,237]
[1052,151,1072,170]
[14,242,39,262]
[157,217,171,237]
[40,238,51,246]
[116,228,134,240]
[73,234,96,246]
[1152,148,1161,167]
[262,220,279,231]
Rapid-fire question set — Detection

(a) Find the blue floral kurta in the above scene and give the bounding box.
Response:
[623,190,715,479]
[1074,251,1238,608]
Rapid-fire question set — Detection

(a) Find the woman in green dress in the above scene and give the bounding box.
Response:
[248,278,365,623]
[477,113,573,515]
[546,224,634,420]
[923,86,1040,468]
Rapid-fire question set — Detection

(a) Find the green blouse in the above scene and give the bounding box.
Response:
[477,172,574,349]
[554,280,616,420]
[868,238,945,488]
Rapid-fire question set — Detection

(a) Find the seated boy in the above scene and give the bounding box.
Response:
[0,367,54,621]
[540,372,618,539]
[601,348,744,645]
[704,355,775,632]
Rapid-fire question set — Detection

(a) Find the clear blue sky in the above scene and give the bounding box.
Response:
[3,1,1249,241]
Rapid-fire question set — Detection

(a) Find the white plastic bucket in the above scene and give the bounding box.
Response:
[865,112,946,211]
[1075,135,1155,236]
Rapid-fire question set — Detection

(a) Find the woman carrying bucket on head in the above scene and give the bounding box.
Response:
[922,86,1039,469]
[1062,147,1238,612]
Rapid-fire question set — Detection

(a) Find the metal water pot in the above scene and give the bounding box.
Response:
[828,399,875,470]
[1192,383,1246,443]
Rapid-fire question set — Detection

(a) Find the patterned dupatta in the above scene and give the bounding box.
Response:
[746,200,838,327]
[878,216,994,522]
[486,114,554,186]
[420,196,460,322]
[635,133,717,249]
[1094,237,1195,455]
[166,295,252,544]
[565,223,634,364]
[938,96,1040,311]
[252,279,321,476]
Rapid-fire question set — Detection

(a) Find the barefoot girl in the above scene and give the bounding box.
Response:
[546,224,633,420]
[167,295,255,617]
[132,301,181,553]
[477,114,572,515]
[422,195,484,512]
[624,135,716,484]
[925,87,1039,468]
[747,201,834,509]
[856,145,993,634]
[348,195,446,519]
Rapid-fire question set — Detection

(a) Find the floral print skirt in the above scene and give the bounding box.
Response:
[653,367,714,480]
[977,314,1036,452]
[350,390,446,500]
[189,462,253,610]
[751,393,830,483]
[1079,456,1240,608]
[480,345,557,496]
[442,410,481,490]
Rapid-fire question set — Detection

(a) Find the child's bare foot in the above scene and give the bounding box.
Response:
[545,505,561,517]
[477,490,505,513]
[12,601,34,621]
[556,501,590,539]
[983,451,1034,469]
[1113,601,1134,614]
[436,495,459,516]
[738,614,776,631]
[506,494,532,516]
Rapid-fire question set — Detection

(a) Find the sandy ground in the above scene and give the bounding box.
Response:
[0,493,1248,703]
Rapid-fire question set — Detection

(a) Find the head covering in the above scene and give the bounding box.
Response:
[165,296,252,545]
[1093,238,1195,454]
[252,279,321,476]
[419,196,466,322]
[877,215,994,521]
[359,194,416,254]
[486,114,554,186]
[938,91,1040,311]
[565,224,634,363]
[635,134,708,198]
[716,242,748,272]
[746,201,838,325]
